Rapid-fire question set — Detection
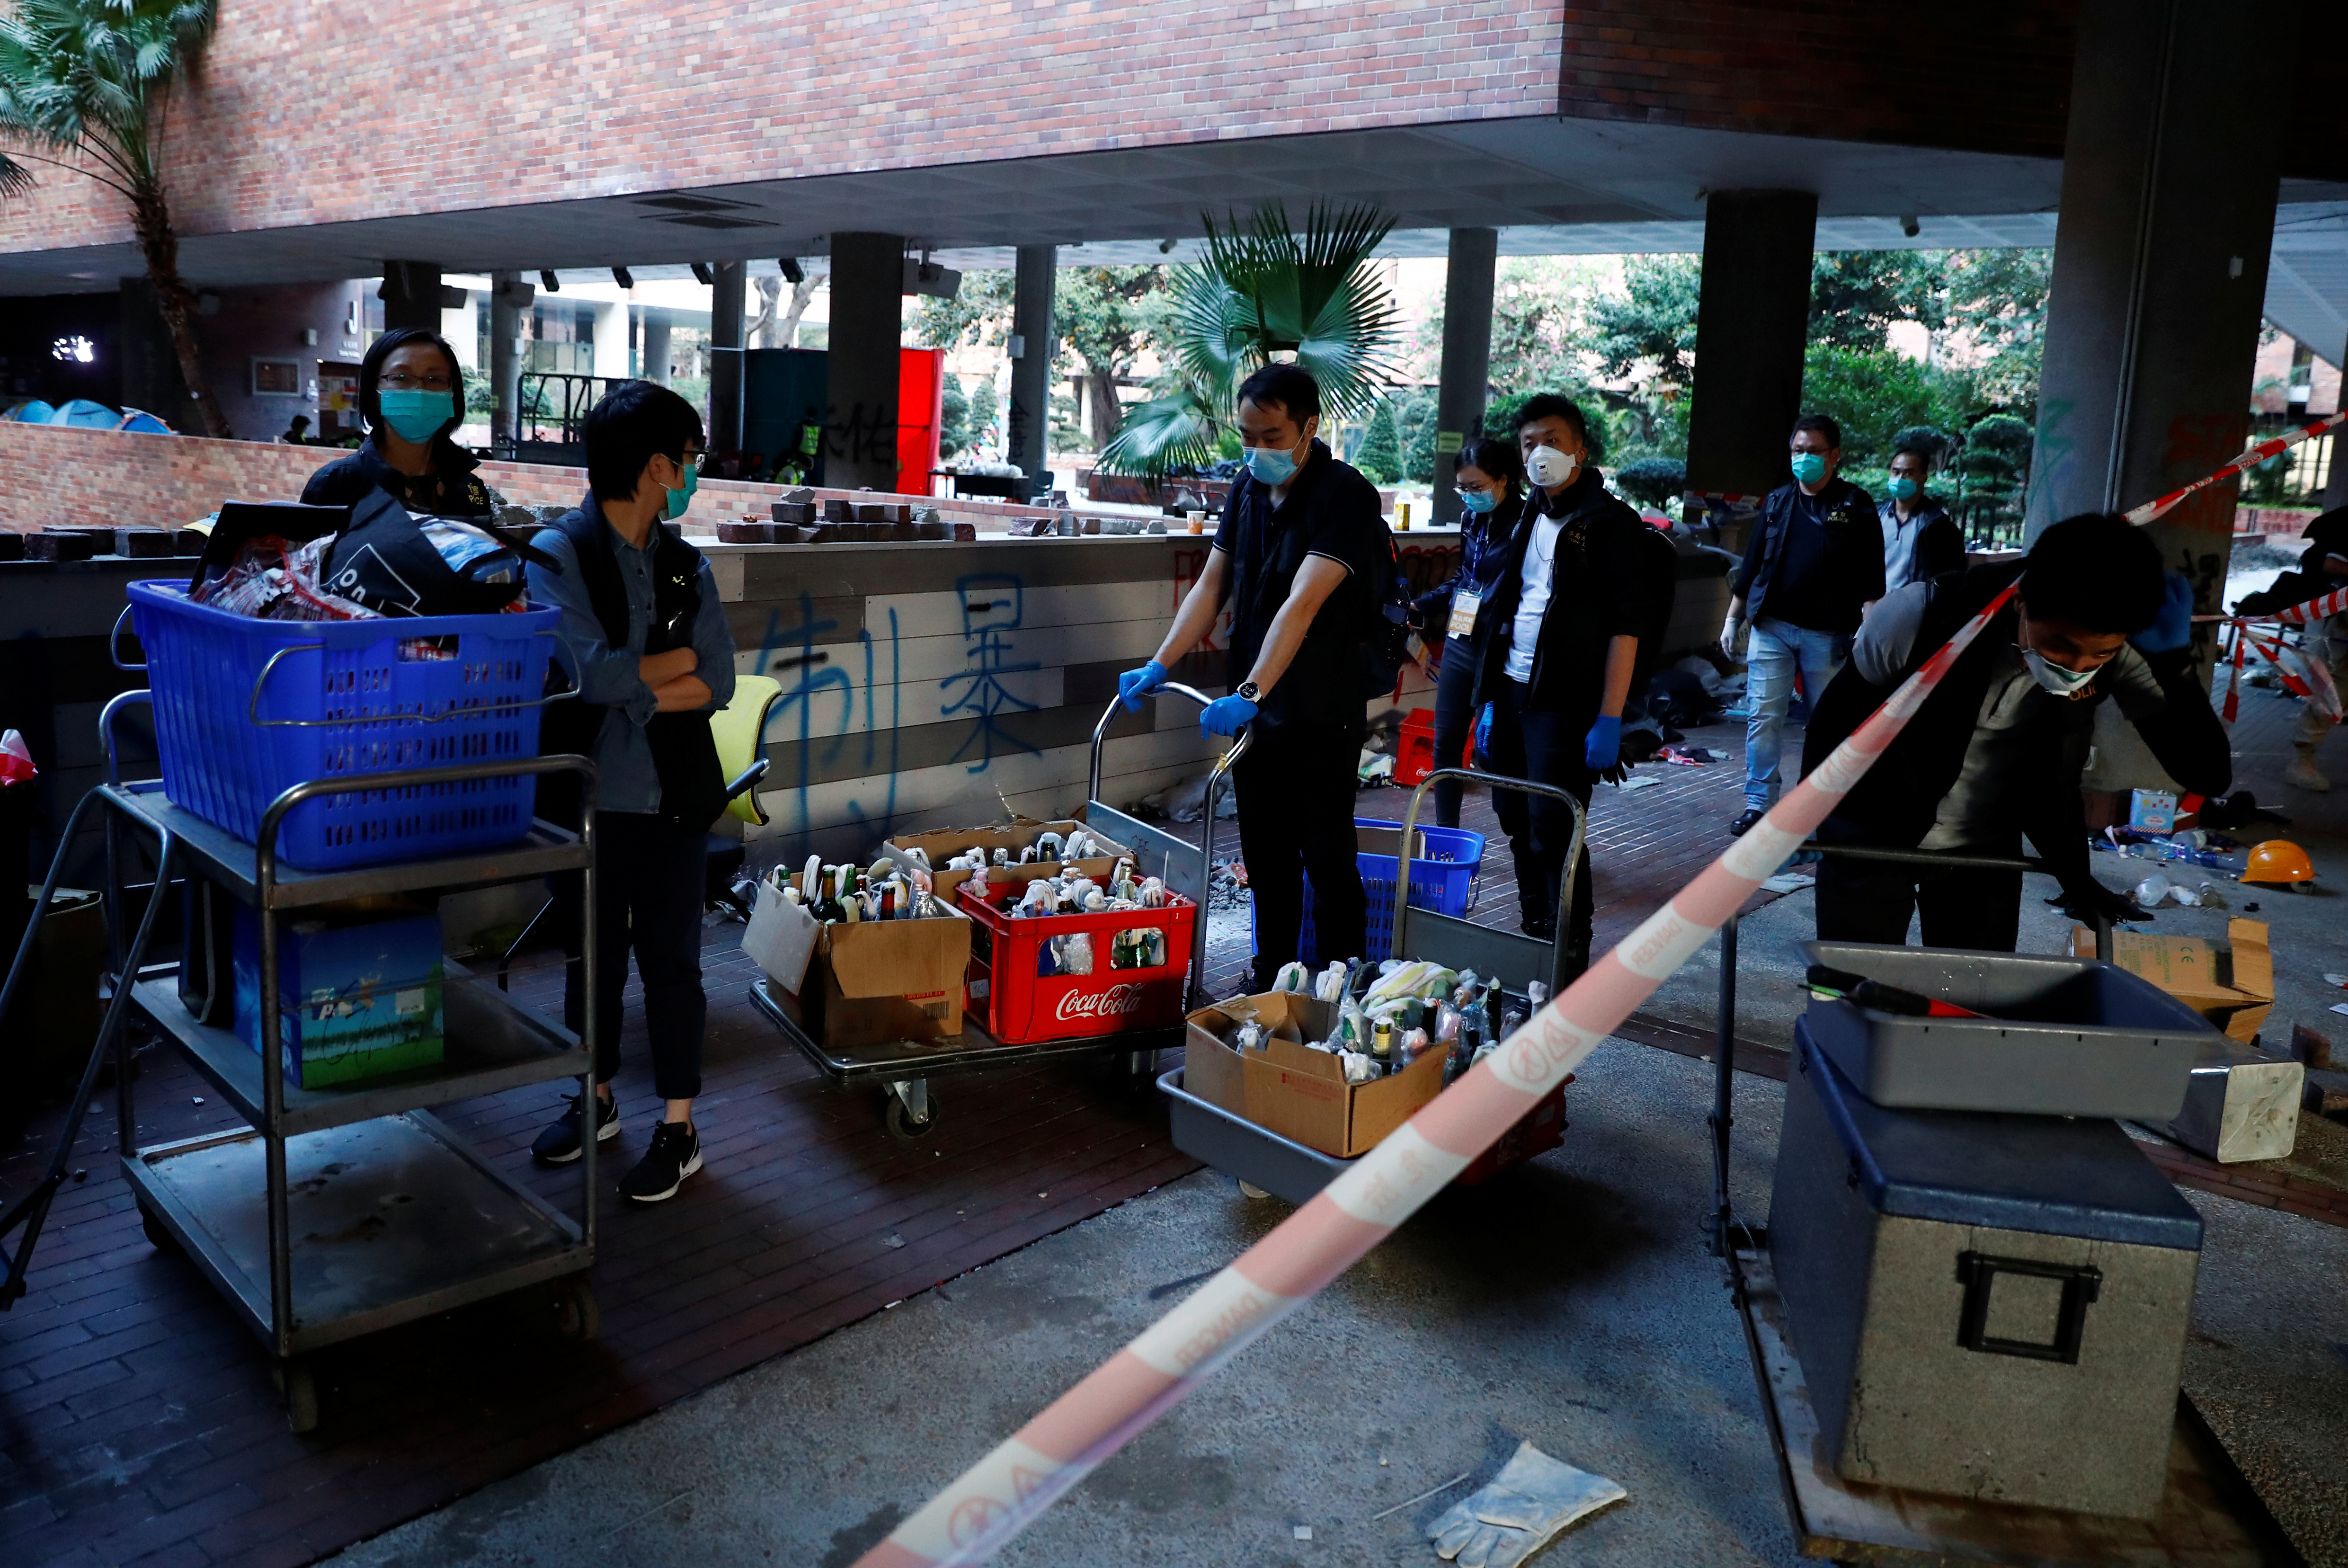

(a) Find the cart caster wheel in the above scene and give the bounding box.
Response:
[1238,1180,1272,1200]
[548,1277,600,1344]
[276,1359,320,1434]
[138,1204,179,1254]
[885,1091,941,1143]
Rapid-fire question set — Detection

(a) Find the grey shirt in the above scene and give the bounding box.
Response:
[526,520,737,817]
[1855,583,2167,850]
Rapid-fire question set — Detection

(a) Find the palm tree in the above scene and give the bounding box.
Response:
[1099,201,1401,480]
[0,0,230,437]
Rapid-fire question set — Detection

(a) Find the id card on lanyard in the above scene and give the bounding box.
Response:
[1446,589,1481,640]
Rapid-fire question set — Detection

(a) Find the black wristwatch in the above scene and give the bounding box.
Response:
[1236,680,1262,704]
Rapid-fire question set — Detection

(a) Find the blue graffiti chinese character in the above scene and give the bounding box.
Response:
[940,574,1040,773]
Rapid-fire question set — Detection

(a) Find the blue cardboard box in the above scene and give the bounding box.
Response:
[232,907,445,1087]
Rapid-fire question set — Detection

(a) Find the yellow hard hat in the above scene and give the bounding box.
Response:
[2241,839,2316,885]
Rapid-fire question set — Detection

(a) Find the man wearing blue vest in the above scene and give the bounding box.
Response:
[525,382,737,1203]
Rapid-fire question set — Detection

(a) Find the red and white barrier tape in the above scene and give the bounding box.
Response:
[854,585,2021,1568]
[2124,410,2345,525]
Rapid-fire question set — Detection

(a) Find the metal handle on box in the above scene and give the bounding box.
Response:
[1955,1251,2101,1365]
[1088,684,1250,1009]
[245,628,578,728]
[1394,766,1584,1001]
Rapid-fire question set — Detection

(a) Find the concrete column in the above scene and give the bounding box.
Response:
[590,298,630,381]
[826,232,906,490]
[489,271,525,449]
[1431,227,1498,526]
[2324,421,2348,513]
[1007,243,1057,501]
[708,260,747,453]
[441,290,478,368]
[643,310,673,388]
[2029,0,2279,557]
[2029,0,2281,791]
[117,276,180,418]
[1683,191,1818,524]
[380,260,444,336]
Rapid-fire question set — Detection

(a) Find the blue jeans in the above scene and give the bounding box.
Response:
[1743,618,1846,811]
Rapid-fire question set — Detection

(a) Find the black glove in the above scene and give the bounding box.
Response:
[2047,879,2147,927]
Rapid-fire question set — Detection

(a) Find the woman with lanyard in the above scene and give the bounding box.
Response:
[301,326,503,518]
[1411,437,1527,829]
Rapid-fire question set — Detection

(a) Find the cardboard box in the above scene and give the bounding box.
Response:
[1183,991,1445,1158]
[232,907,445,1087]
[2071,918,2275,1044]
[2128,789,2179,834]
[882,818,1132,901]
[771,877,971,1050]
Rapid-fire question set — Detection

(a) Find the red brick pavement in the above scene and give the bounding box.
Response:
[0,932,1195,1568]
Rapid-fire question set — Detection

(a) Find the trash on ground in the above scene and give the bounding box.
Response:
[1656,744,1717,766]
[1426,1441,1625,1567]
[1758,872,1814,894]
[1611,774,1663,792]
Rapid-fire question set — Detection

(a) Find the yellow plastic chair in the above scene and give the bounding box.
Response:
[712,673,782,825]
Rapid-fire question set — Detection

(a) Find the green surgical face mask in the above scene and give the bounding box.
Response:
[1886,476,1920,500]
[1790,451,1828,486]
[664,458,700,521]
[377,388,454,444]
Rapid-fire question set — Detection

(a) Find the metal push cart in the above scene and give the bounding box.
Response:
[0,689,603,1434]
[748,686,1245,1140]
[1706,843,2303,1565]
[1159,764,1583,1202]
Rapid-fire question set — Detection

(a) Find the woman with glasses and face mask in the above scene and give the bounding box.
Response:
[300,327,504,518]
[1411,437,1527,828]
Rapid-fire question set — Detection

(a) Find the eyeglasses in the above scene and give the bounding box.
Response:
[380,372,455,392]
[678,451,704,472]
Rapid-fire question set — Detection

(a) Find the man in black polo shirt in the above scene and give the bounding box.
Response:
[1721,414,1883,836]
[1119,364,1385,987]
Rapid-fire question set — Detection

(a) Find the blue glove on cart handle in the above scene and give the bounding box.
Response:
[1200,693,1257,737]
[1474,703,1494,761]
[1117,659,1168,712]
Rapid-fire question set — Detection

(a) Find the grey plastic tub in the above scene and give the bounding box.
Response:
[1801,941,2210,1120]
[1158,1066,1347,1204]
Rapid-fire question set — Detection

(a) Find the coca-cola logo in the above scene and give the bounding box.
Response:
[1057,984,1145,1022]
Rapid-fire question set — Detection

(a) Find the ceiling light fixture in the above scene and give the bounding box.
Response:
[540,269,560,293]
[612,266,634,289]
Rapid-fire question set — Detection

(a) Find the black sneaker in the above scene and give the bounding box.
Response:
[619,1121,702,1203]
[1729,808,1766,837]
[531,1091,619,1165]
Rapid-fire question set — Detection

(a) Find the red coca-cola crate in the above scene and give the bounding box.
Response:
[956,880,1198,1044]
[1452,1078,1570,1185]
[1395,707,1472,788]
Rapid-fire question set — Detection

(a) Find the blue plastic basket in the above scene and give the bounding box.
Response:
[1248,816,1485,967]
[128,580,561,871]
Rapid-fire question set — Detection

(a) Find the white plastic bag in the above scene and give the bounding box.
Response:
[742,875,820,993]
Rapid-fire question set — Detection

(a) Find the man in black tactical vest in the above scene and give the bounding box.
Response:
[525,383,738,1203]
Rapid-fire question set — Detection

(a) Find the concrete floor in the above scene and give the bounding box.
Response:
[330,1024,2348,1568]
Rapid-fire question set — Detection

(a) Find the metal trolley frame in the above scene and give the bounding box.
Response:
[1,690,602,1433]
[749,687,1243,1140]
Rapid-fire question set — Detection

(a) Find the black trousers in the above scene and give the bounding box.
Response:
[1813,840,2023,953]
[1485,678,1595,954]
[552,811,708,1100]
[1428,639,1478,829]
[1235,720,1366,985]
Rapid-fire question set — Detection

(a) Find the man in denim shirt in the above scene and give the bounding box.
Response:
[524,383,737,1203]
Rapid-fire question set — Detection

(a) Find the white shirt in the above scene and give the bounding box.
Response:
[1504,511,1565,682]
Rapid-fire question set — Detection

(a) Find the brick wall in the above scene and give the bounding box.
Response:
[3,1,2341,265]
[0,420,1060,533]
[0,0,1565,256]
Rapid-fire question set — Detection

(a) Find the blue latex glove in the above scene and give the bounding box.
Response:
[1117,659,1169,713]
[2129,572,2195,654]
[1200,693,1257,737]
[1583,713,1622,771]
[1474,703,1494,760]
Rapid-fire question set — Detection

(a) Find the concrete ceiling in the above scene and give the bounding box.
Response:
[4,113,2345,356]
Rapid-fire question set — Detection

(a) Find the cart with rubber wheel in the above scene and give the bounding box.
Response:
[747,687,1245,1139]
[1159,764,1584,1201]
[0,690,604,1434]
